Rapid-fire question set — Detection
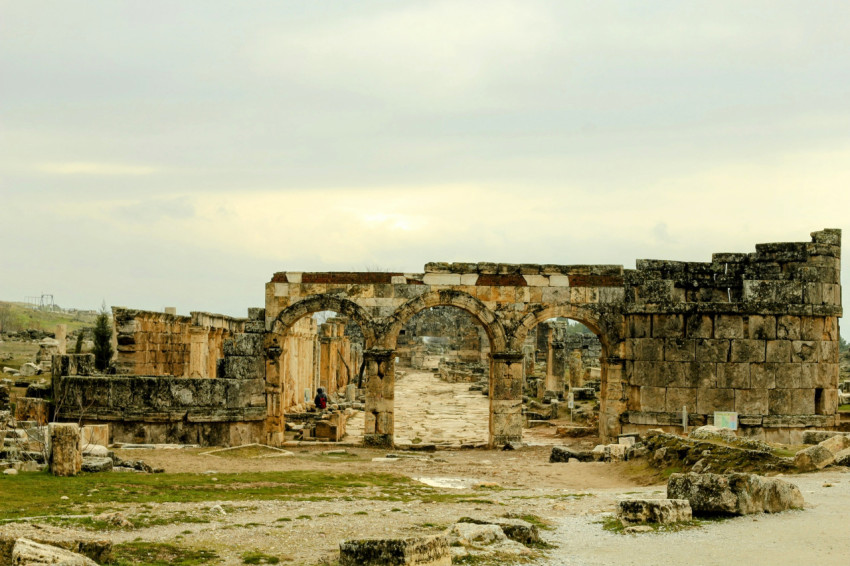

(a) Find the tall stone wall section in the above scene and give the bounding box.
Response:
[279,317,319,412]
[622,229,842,442]
[113,307,245,377]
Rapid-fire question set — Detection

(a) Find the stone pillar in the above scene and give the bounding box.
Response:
[599,359,625,441]
[363,348,395,447]
[569,349,584,388]
[546,341,566,395]
[188,327,208,378]
[49,423,82,476]
[489,351,524,447]
[55,324,67,355]
[164,307,177,315]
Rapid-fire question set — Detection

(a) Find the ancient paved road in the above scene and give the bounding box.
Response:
[345,367,491,446]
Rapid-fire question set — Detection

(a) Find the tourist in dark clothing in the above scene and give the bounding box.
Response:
[314,387,328,410]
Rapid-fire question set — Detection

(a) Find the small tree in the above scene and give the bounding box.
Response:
[74,330,85,354]
[92,310,113,371]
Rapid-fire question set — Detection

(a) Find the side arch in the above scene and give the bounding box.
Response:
[272,295,377,347]
[510,304,608,352]
[382,289,507,352]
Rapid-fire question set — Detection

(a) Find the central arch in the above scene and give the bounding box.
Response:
[511,304,625,439]
[382,289,507,351]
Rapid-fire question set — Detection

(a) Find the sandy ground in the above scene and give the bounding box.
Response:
[8,367,850,565]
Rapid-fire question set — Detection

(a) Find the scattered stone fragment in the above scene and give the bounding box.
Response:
[81,456,113,473]
[617,499,692,525]
[668,472,804,516]
[339,534,451,566]
[794,445,835,471]
[48,423,82,477]
[457,517,540,545]
[549,446,593,463]
[12,538,99,566]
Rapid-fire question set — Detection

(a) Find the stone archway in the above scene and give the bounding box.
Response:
[511,304,625,439]
[377,290,510,448]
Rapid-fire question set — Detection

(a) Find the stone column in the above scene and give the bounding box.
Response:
[599,358,625,440]
[569,349,584,388]
[49,423,82,476]
[188,327,208,378]
[489,351,524,447]
[55,324,67,355]
[546,341,566,395]
[363,348,395,447]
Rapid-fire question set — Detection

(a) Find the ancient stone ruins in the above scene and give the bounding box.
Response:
[46,228,843,448]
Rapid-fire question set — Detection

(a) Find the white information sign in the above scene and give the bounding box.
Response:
[714,411,739,430]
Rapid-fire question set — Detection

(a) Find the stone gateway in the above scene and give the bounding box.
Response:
[53,229,841,447]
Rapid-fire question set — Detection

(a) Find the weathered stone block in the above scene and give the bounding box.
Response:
[715,315,744,339]
[223,356,264,379]
[618,498,692,525]
[697,388,734,414]
[776,315,801,340]
[668,472,804,515]
[695,339,730,362]
[801,430,845,444]
[12,538,99,566]
[223,334,264,357]
[664,338,695,362]
[628,316,652,339]
[686,315,713,339]
[640,386,667,412]
[631,361,661,387]
[774,363,803,389]
[549,445,594,462]
[791,341,818,363]
[653,315,684,338]
[339,535,451,566]
[632,338,663,361]
[735,389,769,415]
[749,363,776,390]
[730,340,765,363]
[769,389,815,415]
[765,340,792,363]
[666,387,697,412]
[818,434,850,455]
[747,315,776,340]
[717,363,749,389]
[686,362,716,389]
[794,444,834,471]
[49,423,82,477]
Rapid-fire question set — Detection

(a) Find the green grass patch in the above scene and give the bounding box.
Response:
[107,541,218,565]
[0,470,419,519]
[242,552,280,565]
[837,404,850,413]
[600,515,725,535]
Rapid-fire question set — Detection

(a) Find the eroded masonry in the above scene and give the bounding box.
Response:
[52,229,842,446]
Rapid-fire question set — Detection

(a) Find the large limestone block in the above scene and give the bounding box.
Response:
[339,535,450,566]
[818,434,850,455]
[618,498,692,525]
[794,444,835,471]
[667,472,804,515]
[802,430,846,444]
[833,448,850,467]
[48,423,82,477]
[12,538,99,566]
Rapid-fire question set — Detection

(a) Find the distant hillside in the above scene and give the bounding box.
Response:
[0,301,99,334]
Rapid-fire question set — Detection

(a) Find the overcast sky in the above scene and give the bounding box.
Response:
[1,1,847,324]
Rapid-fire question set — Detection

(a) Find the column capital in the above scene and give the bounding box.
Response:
[490,351,524,363]
[364,348,395,362]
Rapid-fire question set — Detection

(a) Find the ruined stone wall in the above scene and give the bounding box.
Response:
[113,307,245,377]
[622,229,842,442]
[52,355,266,446]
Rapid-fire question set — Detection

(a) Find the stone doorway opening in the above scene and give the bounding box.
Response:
[521,316,605,442]
[268,306,368,444]
[393,306,492,448]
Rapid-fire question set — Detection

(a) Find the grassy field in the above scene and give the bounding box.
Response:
[0,301,98,334]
